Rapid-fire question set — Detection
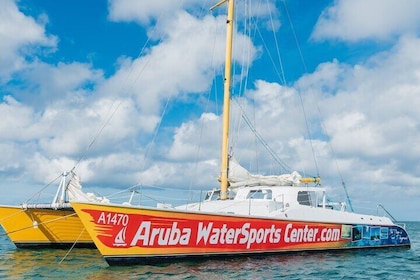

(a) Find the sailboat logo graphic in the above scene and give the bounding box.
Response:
[113,226,127,247]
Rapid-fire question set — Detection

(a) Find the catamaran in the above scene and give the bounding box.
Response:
[71,0,410,265]
[0,171,108,248]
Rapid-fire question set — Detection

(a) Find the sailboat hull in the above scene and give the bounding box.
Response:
[71,202,410,265]
[0,205,94,248]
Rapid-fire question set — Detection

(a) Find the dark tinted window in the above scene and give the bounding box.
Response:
[297,191,311,206]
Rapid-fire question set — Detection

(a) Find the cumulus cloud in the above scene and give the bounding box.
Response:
[107,0,280,31]
[294,35,420,204]
[0,0,57,81]
[0,0,259,189]
[168,112,221,161]
[99,9,259,115]
[108,0,199,25]
[9,61,103,108]
[311,0,420,42]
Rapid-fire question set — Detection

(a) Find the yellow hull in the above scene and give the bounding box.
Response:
[0,205,94,248]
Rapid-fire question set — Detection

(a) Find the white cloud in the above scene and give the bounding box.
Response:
[0,96,38,140]
[0,0,57,81]
[168,112,221,161]
[312,0,420,42]
[107,0,280,31]
[292,35,420,209]
[108,0,198,25]
[0,1,259,191]
[99,10,258,116]
[12,61,103,107]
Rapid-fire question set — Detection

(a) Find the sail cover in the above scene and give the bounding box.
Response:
[228,157,302,187]
[67,173,110,203]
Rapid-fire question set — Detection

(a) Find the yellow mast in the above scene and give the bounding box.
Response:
[211,0,234,200]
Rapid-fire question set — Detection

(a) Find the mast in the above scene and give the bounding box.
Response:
[211,0,234,200]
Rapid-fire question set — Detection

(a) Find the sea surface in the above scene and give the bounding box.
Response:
[0,222,419,279]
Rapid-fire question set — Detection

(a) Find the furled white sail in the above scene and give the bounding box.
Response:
[227,157,302,187]
[67,173,109,203]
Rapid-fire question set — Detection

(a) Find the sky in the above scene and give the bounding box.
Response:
[0,0,419,221]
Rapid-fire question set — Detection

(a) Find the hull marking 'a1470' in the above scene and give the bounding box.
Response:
[85,209,346,251]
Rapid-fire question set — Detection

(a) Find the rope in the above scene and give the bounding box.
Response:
[59,227,86,265]
[187,6,226,205]
[0,209,26,223]
[267,0,287,86]
[71,0,171,173]
[234,98,292,172]
[23,173,62,204]
[280,0,353,206]
[72,38,154,172]
[0,212,78,237]
[139,95,172,176]
[318,114,354,211]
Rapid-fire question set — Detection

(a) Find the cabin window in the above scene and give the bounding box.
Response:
[246,189,272,199]
[204,190,220,201]
[297,191,312,206]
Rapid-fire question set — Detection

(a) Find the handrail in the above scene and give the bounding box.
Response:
[378,204,407,229]
[377,204,397,222]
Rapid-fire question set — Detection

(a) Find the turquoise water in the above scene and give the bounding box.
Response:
[0,222,419,279]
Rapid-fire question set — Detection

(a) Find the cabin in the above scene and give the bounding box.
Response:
[176,184,391,226]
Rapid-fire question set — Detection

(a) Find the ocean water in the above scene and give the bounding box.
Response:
[0,222,419,279]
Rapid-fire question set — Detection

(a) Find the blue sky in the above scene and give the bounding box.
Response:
[0,0,419,221]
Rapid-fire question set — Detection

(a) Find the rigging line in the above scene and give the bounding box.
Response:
[230,1,266,172]
[58,228,86,265]
[228,0,240,151]
[101,181,212,200]
[72,39,154,173]
[229,1,250,153]
[0,209,26,222]
[234,0,251,100]
[233,97,291,172]
[100,184,139,198]
[141,95,172,173]
[239,0,285,86]
[244,0,264,172]
[295,84,320,176]
[130,0,197,180]
[72,1,193,194]
[281,0,308,73]
[318,110,354,212]
[0,212,78,236]
[282,1,354,214]
[120,95,172,198]
[280,0,320,176]
[266,0,287,86]
[94,2,208,195]
[187,8,225,204]
[24,173,62,204]
[282,0,351,205]
[71,7,166,173]
[247,0,289,173]
[254,25,284,85]
[227,1,292,173]
[230,0,253,154]
[248,0,262,172]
